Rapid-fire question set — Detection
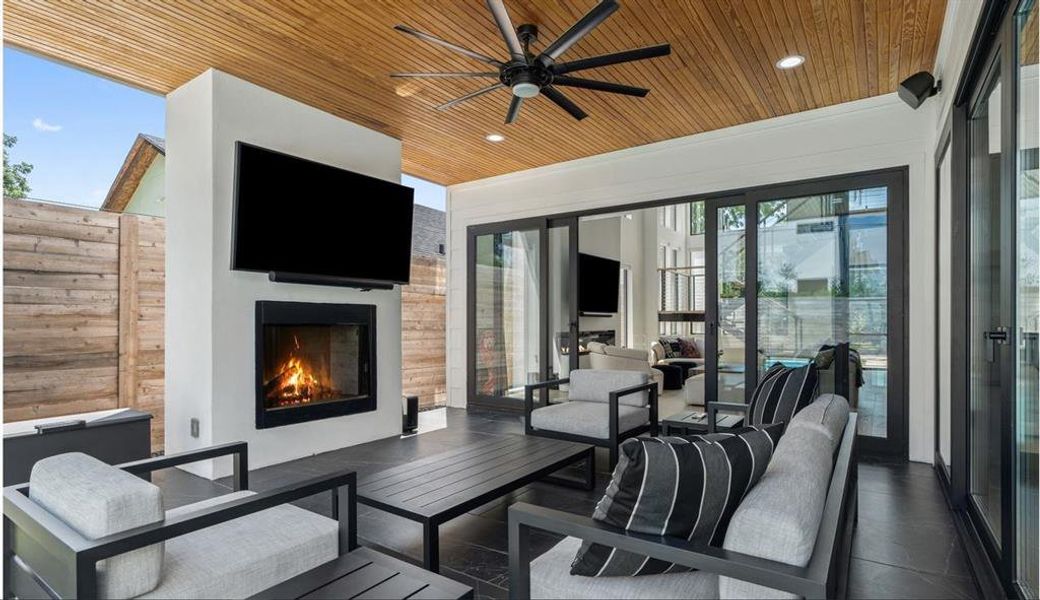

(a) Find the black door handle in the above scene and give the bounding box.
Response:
[984,328,1009,362]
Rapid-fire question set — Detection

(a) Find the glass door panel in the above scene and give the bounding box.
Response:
[939,145,954,468]
[968,68,1005,545]
[547,222,577,401]
[756,188,890,438]
[716,205,747,403]
[473,229,541,404]
[1015,0,1038,592]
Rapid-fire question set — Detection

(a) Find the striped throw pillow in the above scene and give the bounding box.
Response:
[748,363,819,426]
[569,425,784,577]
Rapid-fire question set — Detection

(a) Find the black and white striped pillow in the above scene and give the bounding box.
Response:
[748,363,819,426]
[569,425,784,577]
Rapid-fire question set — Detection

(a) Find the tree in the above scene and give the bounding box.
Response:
[4,134,33,199]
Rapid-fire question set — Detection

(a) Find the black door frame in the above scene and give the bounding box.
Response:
[466,216,581,411]
[546,216,580,382]
[466,217,548,411]
[937,0,1032,596]
[964,34,1014,575]
[466,167,910,457]
[740,168,909,457]
[703,195,755,406]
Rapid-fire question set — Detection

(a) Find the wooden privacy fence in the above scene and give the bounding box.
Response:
[4,198,165,451]
[401,255,447,409]
[4,198,447,452]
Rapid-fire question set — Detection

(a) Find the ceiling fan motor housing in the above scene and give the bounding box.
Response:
[504,66,550,97]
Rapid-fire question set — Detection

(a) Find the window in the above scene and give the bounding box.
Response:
[690,201,705,235]
[663,204,677,230]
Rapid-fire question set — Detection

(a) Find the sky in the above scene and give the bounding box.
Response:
[3,47,446,211]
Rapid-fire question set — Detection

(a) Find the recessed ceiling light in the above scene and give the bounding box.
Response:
[485,133,505,142]
[776,55,806,69]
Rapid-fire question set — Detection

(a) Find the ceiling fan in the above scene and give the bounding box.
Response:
[390,0,670,124]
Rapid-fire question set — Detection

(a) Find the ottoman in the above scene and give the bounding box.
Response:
[652,364,683,390]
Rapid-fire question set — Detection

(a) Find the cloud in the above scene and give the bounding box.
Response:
[32,118,62,132]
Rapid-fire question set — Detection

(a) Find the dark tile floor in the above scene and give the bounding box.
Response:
[153,408,981,599]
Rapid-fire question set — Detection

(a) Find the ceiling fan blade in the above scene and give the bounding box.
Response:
[552,76,649,97]
[553,44,671,74]
[542,86,588,120]
[437,83,506,110]
[391,72,500,78]
[505,95,524,124]
[538,0,619,63]
[486,0,526,62]
[394,25,504,67]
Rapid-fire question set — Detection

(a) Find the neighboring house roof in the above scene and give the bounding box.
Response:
[412,204,445,258]
[101,134,165,213]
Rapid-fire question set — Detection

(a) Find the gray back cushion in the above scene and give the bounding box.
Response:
[719,412,841,599]
[569,369,649,407]
[787,394,850,452]
[30,452,164,599]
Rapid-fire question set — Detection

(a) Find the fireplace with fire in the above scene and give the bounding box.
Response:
[255,301,376,429]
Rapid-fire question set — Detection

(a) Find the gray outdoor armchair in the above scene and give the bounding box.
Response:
[3,442,356,599]
[524,369,659,467]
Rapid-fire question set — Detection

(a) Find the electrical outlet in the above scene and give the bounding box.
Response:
[190,418,200,438]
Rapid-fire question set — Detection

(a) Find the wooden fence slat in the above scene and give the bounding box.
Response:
[118,214,140,410]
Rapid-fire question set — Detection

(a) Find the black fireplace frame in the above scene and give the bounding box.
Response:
[255,301,377,429]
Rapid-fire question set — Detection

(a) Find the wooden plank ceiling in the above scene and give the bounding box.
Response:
[4,0,947,185]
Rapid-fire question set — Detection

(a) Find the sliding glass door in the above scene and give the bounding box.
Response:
[697,172,907,453]
[1014,2,1038,593]
[949,2,1039,592]
[756,189,890,438]
[968,58,1007,549]
[705,198,752,404]
[470,223,543,407]
[467,218,578,409]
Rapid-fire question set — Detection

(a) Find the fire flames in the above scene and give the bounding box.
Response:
[265,336,339,408]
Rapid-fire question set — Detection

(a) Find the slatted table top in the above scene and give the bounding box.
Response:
[249,547,472,599]
[357,435,593,522]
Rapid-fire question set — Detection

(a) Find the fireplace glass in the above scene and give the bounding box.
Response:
[262,324,369,411]
[255,301,376,429]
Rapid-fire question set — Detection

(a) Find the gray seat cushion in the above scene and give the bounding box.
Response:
[30,452,164,599]
[139,491,338,599]
[787,394,850,452]
[531,536,718,599]
[530,401,649,439]
[719,416,839,599]
[569,369,649,407]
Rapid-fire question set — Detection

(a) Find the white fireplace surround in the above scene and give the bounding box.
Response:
[165,69,403,479]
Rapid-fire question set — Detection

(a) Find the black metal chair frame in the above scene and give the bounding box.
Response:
[706,400,752,433]
[2,441,357,600]
[524,377,659,467]
[508,413,859,600]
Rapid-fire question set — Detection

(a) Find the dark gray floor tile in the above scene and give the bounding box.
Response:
[151,466,231,509]
[848,558,980,599]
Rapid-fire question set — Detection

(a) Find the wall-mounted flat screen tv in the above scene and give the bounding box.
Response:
[578,252,621,314]
[232,142,414,285]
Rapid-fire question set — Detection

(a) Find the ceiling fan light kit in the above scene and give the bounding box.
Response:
[390,0,670,125]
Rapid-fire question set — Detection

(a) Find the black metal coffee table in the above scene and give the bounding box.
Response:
[661,410,744,435]
[249,547,472,599]
[357,435,594,572]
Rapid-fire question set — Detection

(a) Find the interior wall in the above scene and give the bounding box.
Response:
[166,69,403,479]
[447,92,938,462]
